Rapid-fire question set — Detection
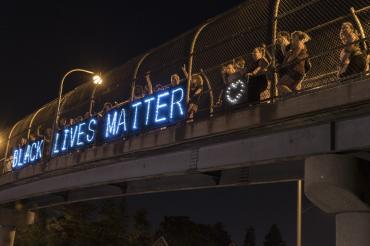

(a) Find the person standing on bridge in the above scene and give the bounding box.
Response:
[275,31,291,78]
[277,31,310,95]
[182,64,204,122]
[338,22,367,78]
[246,46,269,104]
[188,74,204,122]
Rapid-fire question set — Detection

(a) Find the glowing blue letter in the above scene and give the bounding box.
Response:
[155,91,169,123]
[35,140,43,160]
[77,122,86,146]
[170,87,184,119]
[131,101,142,130]
[144,97,155,126]
[70,125,79,148]
[18,149,24,167]
[23,145,31,164]
[105,111,118,138]
[62,129,69,151]
[52,133,60,155]
[87,119,97,143]
[12,150,18,168]
[30,142,37,162]
[116,109,127,134]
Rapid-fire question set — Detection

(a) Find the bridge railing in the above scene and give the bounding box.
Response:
[1,0,370,175]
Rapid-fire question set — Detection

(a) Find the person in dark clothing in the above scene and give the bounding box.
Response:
[276,31,291,77]
[170,73,181,87]
[217,62,248,107]
[187,74,203,122]
[235,57,246,71]
[338,22,367,78]
[98,102,113,117]
[246,46,269,103]
[58,118,67,130]
[223,63,244,84]
[277,31,310,94]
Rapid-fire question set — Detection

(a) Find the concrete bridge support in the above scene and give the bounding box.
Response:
[0,207,35,246]
[0,226,16,246]
[305,154,370,246]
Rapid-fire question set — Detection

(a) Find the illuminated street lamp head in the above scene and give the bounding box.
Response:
[92,74,103,85]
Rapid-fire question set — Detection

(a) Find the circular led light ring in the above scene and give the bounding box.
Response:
[225,78,248,105]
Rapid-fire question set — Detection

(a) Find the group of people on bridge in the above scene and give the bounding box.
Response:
[2,21,370,174]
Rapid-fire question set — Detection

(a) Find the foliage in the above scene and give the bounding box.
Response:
[155,216,231,246]
[243,226,255,246]
[263,224,285,246]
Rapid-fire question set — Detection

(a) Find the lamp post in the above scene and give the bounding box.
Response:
[55,69,103,127]
[89,75,103,115]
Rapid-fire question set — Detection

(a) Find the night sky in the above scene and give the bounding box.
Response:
[0,1,334,245]
[0,0,244,129]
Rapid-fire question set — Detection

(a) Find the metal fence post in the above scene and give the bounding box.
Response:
[187,23,209,104]
[130,53,150,102]
[271,0,282,101]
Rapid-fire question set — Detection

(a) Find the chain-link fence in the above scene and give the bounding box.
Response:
[2,0,370,174]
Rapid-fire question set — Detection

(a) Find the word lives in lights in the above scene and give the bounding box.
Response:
[52,117,98,157]
[51,84,186,157]
[12,138,44,169]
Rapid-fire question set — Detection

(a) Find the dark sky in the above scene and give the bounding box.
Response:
[126,182,334,246]
[0,1,335,245]
[0,0,245,130]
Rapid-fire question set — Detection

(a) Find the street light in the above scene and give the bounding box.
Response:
[55,69,103,127]
[93,75,103,85]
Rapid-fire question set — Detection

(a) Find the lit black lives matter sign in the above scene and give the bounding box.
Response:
[51,84,186,157]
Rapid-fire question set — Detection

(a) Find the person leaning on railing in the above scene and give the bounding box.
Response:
[44,127,53,157]
[187,74,204,123]
[245,46,269,104]
[275,31,291,78]
[235,57,246,70]
[181,65,204,122]
[98,102,113,117]
[58,117,67,130]
[338,22,368,78]
[277,31,311,95]
[145,68,185,91]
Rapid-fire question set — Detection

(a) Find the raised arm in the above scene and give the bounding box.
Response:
[145,72,153,94]
[181,64,189,80]
[286,42,308,64]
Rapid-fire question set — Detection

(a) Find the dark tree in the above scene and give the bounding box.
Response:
[14,210,48,246]
[243,226,256,246]
[15,198,131,246]
[263,224,285,246]
[211,222,232,246]
[128,209,152,246]
[46,202,98,246]
[156,216,231,246]
[91,198,130,246]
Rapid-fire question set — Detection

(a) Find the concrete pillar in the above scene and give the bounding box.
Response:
[0,207,36,246]
[0,226,15,246]
[305,154,370,246]
[336,213,370,246]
